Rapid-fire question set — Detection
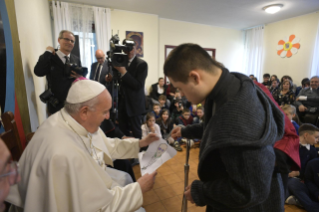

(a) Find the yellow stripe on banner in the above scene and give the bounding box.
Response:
[5,0,31,135]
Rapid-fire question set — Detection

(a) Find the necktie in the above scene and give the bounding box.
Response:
[95,64,101,81]
[64,56,70,66]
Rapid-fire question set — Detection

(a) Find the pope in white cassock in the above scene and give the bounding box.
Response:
[6,80,158,212]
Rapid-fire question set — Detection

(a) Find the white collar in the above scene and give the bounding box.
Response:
[57,50,71,58]
[60,108,113,165]
[129,55,136,64]
[300,142,311,151]
[61,108,91,137]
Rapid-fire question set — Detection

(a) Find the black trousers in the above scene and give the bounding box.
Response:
[118,109,143,139]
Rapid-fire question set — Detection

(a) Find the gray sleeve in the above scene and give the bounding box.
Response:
[191,146,275,209]
[181,123,204,139]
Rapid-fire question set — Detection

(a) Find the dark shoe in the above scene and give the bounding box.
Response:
[172,141,182,151]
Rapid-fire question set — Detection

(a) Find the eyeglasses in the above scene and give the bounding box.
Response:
[0,161,19,185]
[61,37,75,44]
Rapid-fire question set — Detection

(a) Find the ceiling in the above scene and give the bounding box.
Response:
[64,0,319,30]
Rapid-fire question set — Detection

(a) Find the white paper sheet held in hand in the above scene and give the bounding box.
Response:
[138,138,177,175]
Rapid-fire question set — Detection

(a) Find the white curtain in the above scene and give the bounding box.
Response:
[52,1,71,47]
[93,7,111,53]
[311,18,319,77]
[69,4,95,70]
[242,25,264,81]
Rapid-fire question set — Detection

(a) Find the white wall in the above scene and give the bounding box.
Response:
[263,12,319,85]
[111,10,159,89]
[14,0,53,130]
[159,19,244,76]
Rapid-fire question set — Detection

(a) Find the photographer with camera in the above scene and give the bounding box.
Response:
[112,38,147,141]
[34,30,86,115]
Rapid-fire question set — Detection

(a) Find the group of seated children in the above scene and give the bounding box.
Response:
[285,123,319,212]
[141,97,205,151]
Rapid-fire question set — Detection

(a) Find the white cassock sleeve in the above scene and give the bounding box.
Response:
[99,129,140,159]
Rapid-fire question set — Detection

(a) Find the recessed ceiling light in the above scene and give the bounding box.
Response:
[263,4,283,14]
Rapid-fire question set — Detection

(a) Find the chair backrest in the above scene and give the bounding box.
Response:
[0,111,23,161]
[25,132,35,146]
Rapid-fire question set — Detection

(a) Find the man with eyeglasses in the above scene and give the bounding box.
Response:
[0,138,20,212]
[34,30,84,115]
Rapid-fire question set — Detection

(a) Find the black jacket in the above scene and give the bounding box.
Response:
[90,61,112,90]
[119,56,147,117]
[182,69,285,212]
[34,51,82,114]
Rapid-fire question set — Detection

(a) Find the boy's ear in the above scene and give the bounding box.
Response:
[292,114,296,118]
[189,70,201,84]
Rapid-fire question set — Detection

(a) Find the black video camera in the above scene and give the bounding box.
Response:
[65,63,88,77]
[39,89,59,108]
[108,34,135,67]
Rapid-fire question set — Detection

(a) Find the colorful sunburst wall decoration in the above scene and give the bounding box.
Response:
[277,34,300,58]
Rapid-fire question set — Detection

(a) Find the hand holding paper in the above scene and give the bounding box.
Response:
[139,139,177,175]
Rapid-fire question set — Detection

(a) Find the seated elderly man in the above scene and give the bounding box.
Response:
[296,76,319,124]
[6,80,158,212]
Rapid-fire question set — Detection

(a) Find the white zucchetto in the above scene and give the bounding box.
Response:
[66,79,105,104]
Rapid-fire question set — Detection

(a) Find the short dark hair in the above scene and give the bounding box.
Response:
[299,123,319,136]
[153,103,160,108]
[164,43,224,83]
[158,77,164,81]
[263,73,270,78]
[301,78,310,87]
[182,108,190,114]
[249,74,254,77]
[281,75,293,83]
[158,94,167,101]
[271,75,278,80]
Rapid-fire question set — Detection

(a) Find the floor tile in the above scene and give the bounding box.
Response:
[157,164,175,176]
[144,201,167,212]
[142,190,160,206]
[170,181,185,195]
[162,195,184,212]
[153,185,177,200]
[162,173,182,185]
[153,175,169,189]
[188,205,207,212]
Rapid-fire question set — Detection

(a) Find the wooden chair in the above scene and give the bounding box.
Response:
[0,111,23,161]
[25,132,35,146]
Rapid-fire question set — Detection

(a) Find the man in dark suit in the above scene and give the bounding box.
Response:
[90,49,112,92]
[114,39,147,140]
[34,30,84,115]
